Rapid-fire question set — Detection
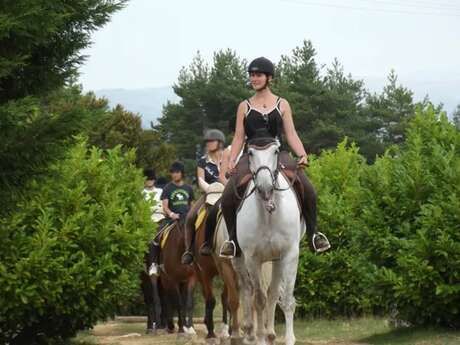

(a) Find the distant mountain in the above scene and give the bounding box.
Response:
[94,79,459,128]
[94,86,179,128]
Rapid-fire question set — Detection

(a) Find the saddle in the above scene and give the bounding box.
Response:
[158,222,178,249]
[195,182,225,230]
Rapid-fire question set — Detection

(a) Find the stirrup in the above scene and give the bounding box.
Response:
[199,243,212,256]
[181,251,194,265]
[312,232,331,253]
[219,240,236,258]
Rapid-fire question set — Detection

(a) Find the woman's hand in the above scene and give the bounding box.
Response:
[297,155,309,168]
[228,158,236,172]
[169,212,180,220]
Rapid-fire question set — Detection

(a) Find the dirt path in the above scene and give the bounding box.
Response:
[82,318,367,345]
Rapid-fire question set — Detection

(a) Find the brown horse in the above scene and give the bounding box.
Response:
[192,201,241,341]
[159,221,198,334]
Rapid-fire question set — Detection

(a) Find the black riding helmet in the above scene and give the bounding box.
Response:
[169,161,185,174]
[143,168,156,181]
[248,57,275,77]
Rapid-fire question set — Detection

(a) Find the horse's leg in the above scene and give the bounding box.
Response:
[265,261,282,345]
[185,276,197,335]
[278,249,299,345]
[199,272,216,338]
[176,284,186,334]
[233,256,255,343]
[220,284,230,338]
[221,261,239,339]
[163,287,175,333]
[150,275,163,331]
[246,259,267,345]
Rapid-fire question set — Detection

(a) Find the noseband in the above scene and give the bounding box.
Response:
[233,142,294,202]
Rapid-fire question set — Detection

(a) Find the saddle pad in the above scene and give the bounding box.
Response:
[194,205,207,230]
[160,222,175,249]
[212,207,224,250]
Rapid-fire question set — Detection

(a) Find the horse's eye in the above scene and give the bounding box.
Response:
[248,150,253,156]
[275,149,280,155]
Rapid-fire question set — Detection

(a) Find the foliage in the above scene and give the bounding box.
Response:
[0,139,153,344]
[295,107,460,327]
[0,0,127,102]
[0,86,109,212]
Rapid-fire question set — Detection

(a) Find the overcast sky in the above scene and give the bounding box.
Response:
[79,0,460,93]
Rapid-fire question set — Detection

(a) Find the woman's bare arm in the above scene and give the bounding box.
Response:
[197,167,209,192]
[219,148,231,184]
[228,101,247,170]
[281,99,308,159]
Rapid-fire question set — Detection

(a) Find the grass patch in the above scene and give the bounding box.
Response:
[73,317,460,345]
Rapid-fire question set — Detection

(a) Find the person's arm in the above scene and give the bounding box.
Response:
[281,99,309,167]
[227,101,247,172]
[219,148,231,184]
[162,199,178,220]
[197,166,210,192]
[161,187,180,220]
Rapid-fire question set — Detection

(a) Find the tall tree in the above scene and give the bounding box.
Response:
[453,104,460,130]
[0,0,127,103]
[155,50,249,162]
[364,70,415,148]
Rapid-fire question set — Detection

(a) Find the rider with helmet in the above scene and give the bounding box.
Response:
[219,56,331,257]
[181,129,226,265]
[148,161,194,276]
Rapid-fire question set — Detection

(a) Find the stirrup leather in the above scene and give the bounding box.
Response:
[219,240,236,258]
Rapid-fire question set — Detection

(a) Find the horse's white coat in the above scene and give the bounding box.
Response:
[234,143,305,345]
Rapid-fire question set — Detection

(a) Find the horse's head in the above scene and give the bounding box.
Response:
[247,139,280,209]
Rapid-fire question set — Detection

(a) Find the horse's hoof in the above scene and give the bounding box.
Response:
[220,324,230,338]
[206,337,219,345]
[145,328,156,335]
[229,335,243,345]
[266,333,276,345]
[242,335,256,345]
[156,328,167,335]
[184,326,197,335]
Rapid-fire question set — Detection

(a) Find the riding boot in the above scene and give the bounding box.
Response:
[200,200,221,256]
[220,182,248,257]
[294,171,331,253]
[220,154,251,257]
[148,240,161,276]
[182,196,205,265]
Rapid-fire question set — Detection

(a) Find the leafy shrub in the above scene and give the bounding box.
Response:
[0,139,153,344]
[295,106,460,328]
[296,140,374,317]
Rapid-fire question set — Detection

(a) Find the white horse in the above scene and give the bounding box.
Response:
[232,140,305,345]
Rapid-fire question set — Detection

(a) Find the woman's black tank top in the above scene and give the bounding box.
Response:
[243,97,283,142]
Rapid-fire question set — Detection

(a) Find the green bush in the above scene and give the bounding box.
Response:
[296,140,374,317]
[0,139,153,344]
[367,106,460,327]
[295,106,460,327]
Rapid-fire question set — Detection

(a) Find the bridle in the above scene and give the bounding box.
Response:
[232,142,297,201]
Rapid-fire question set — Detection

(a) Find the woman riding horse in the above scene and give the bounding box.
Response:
[215,56,331,257]
[181,129,226,265]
